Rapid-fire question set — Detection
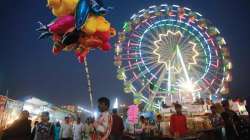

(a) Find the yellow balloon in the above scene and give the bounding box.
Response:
[83,16,97,34]
[83,15,111,34]
[47,0,79,17]
[96,16,110,32]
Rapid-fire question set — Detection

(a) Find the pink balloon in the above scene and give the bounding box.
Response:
[48,16,75,34]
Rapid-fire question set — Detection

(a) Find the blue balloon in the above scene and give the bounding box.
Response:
[94,0,104,7]
[75,0,90,30]
[90,0,111,15]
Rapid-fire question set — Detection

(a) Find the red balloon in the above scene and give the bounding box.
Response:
[101,43,112,51]
[75,48,90,63]
[94,31,110,43]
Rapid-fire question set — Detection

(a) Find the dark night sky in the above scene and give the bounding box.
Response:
[0,0,250,108]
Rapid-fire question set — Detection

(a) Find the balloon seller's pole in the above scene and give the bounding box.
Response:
[84,58,94,110]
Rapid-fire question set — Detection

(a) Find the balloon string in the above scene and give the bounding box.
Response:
[84,58,94,110]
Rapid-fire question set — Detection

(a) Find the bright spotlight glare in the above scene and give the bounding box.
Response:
[113,98,118,109]
[181,81,194,92]
[94,111,98,119]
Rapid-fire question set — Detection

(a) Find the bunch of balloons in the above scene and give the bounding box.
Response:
[37,0,116,63]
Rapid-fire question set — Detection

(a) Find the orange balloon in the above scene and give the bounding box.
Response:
[85,36,103,48]
[110,27,116,37]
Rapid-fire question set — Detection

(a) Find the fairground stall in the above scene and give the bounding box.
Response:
[23,97,75,123]
[0,96,76,130]
[0,96,24,129]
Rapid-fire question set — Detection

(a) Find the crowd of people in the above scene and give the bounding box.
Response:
[1,97,124,140]
[132,104,189,139]
[1,97,250,140]
[131,100,250,140]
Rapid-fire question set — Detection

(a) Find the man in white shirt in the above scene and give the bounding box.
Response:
[94,97,113,140]
[73,117,83,140]
[60,116,73,140]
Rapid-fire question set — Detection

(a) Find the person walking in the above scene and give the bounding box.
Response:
[209,105,224,140]
[60,116,73,140]
[54,122,61,140]
[169,103,188,139]
[155,114,163,136]
[33,111,54,140]
[221,100,240,140]
[93,97,113,140]
[2,110,31,140]
[82,117,94,140]
[110,109,124,140]
[31,121,39,140]
[73,117,83,140]
[137,115,147,140]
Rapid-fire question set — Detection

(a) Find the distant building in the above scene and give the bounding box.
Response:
[61,105,78,113]
[61,105,94,122]
[23,97,76,122]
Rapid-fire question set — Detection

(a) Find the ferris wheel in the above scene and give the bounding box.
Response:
[114,4,232,111]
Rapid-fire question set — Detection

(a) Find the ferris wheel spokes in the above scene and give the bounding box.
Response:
[138,64,165,93]
[129,62,162,84]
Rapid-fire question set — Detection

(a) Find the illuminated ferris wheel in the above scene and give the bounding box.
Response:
[114,4,232,110]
